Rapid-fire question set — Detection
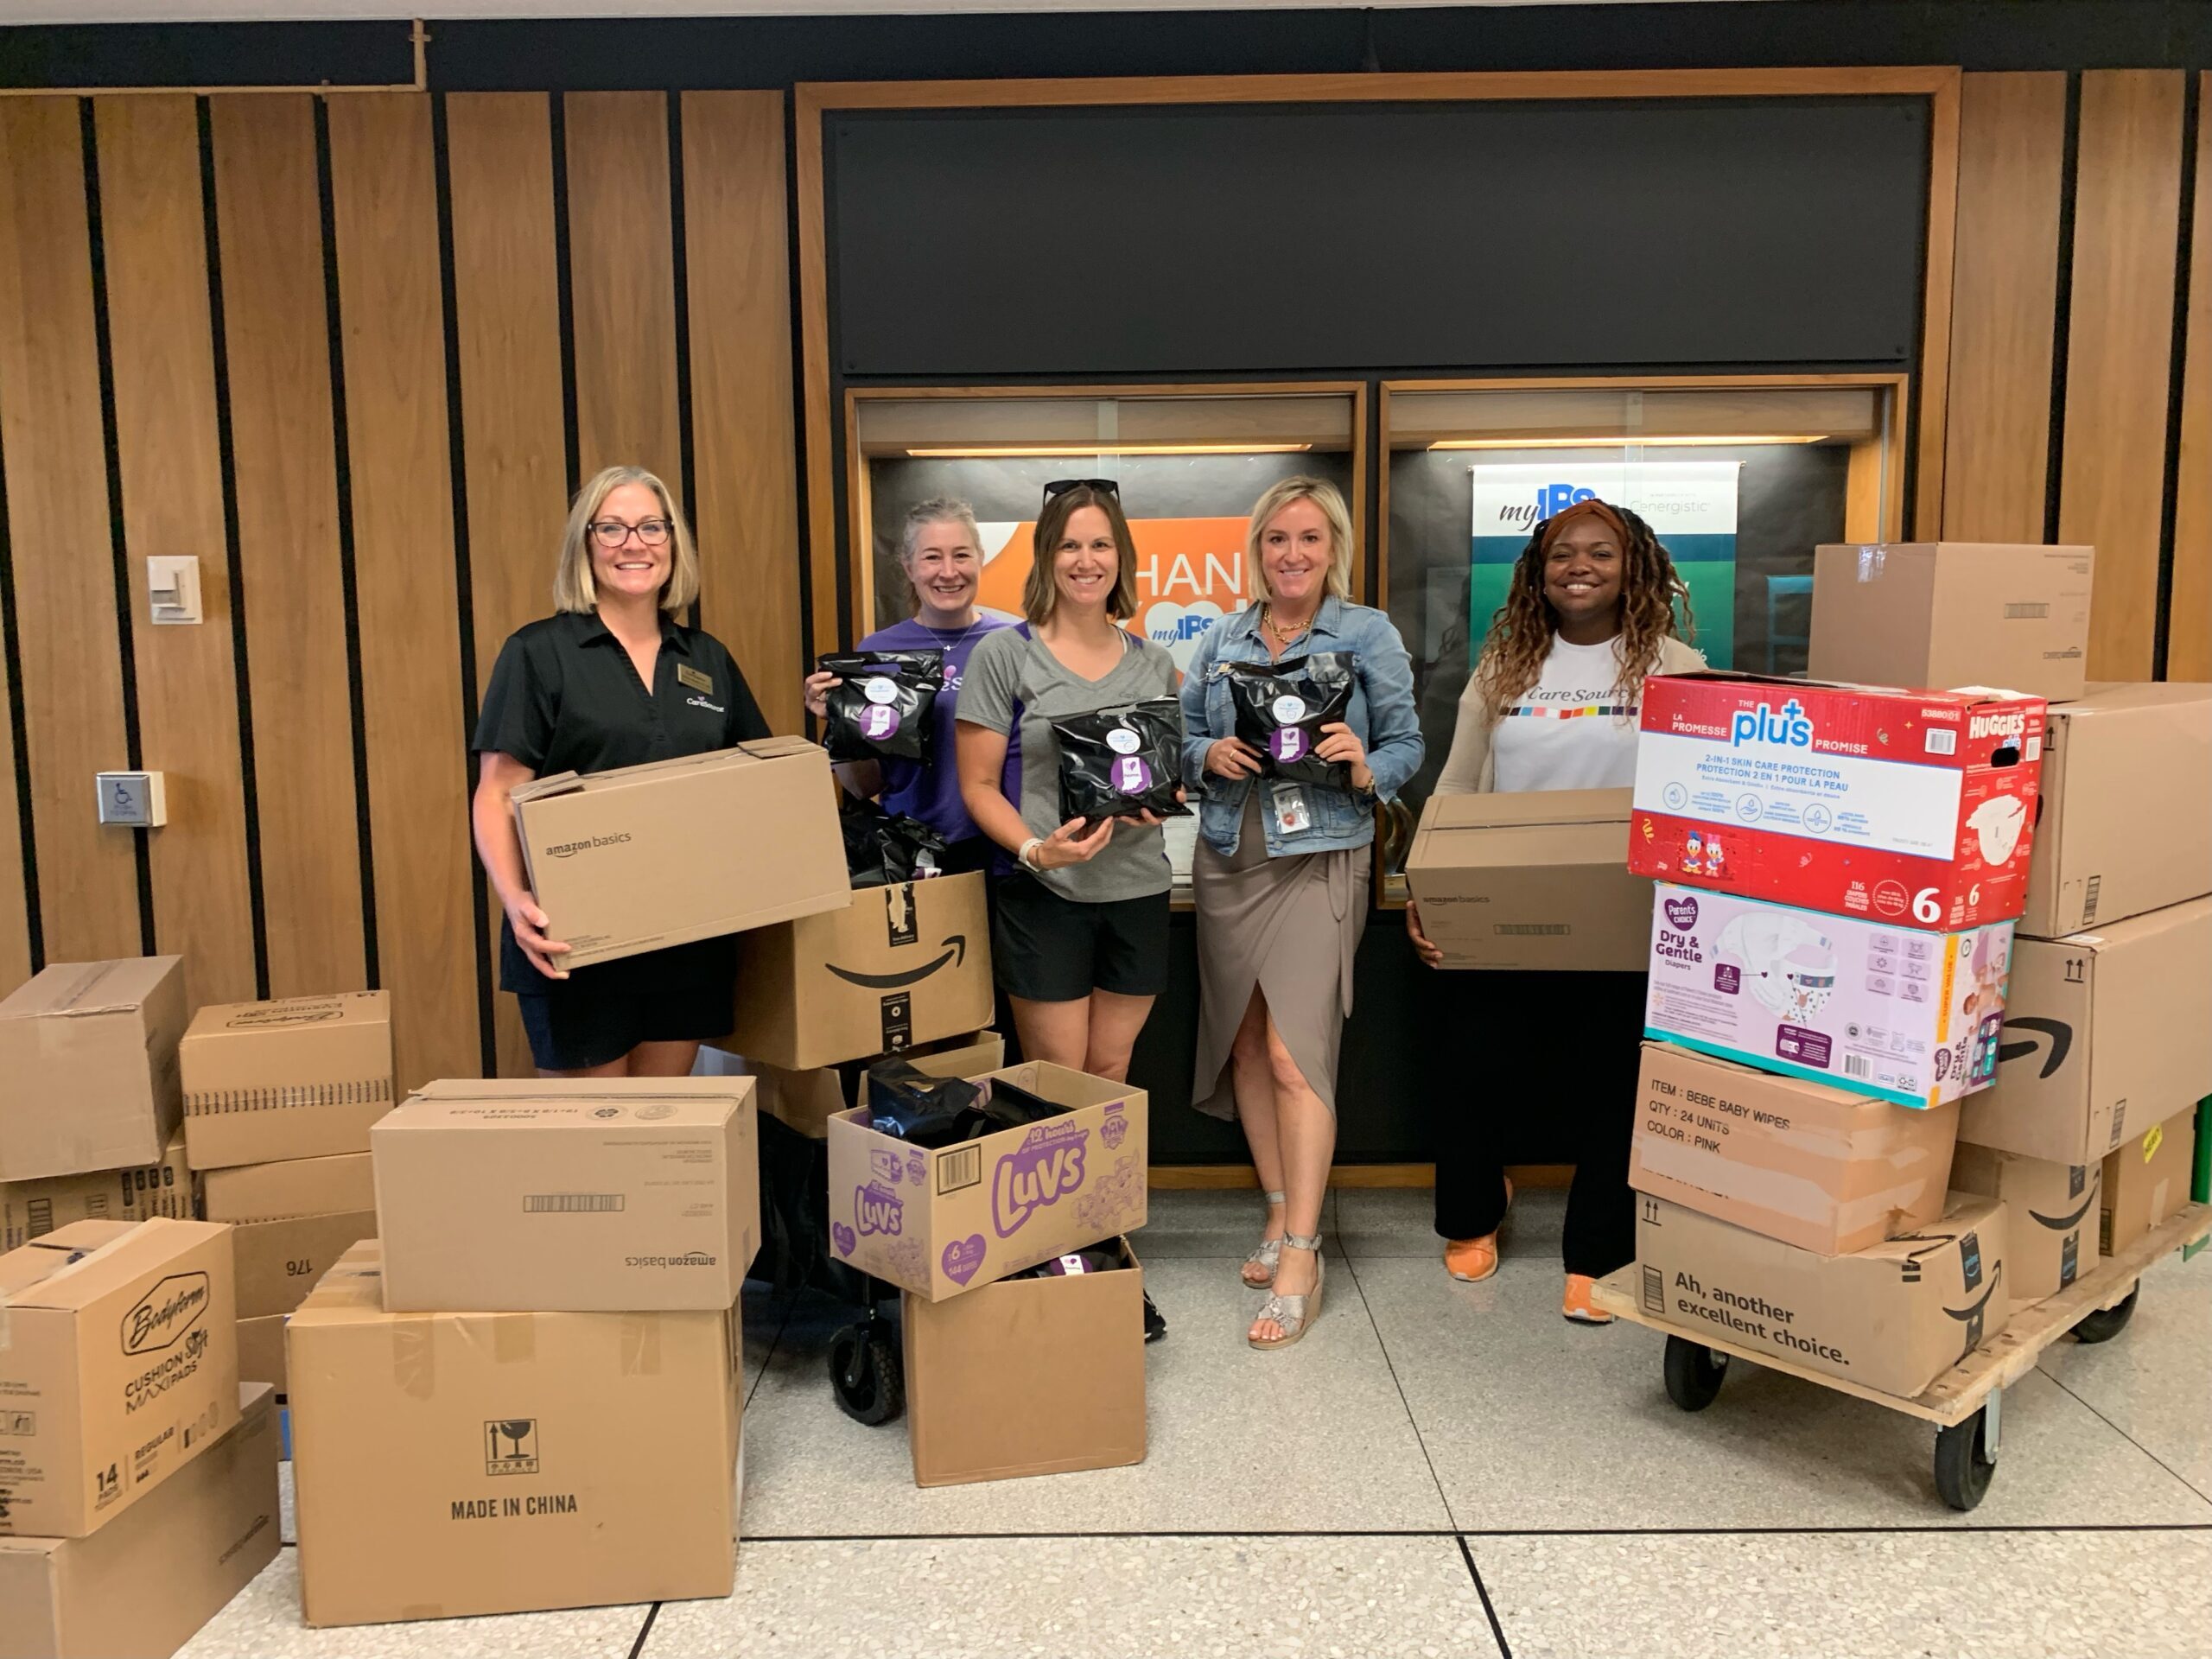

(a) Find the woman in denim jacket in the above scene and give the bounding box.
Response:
[1179,477,1423,1349]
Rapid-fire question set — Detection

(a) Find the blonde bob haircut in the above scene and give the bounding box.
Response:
[553,465,701,616]
[1245,475,1355,605]
[1021,483,1141,625]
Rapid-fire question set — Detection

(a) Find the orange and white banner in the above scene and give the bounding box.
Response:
[976,517,1251,671]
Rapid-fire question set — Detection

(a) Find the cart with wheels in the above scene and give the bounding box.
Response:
[1594,1201,2211,1511]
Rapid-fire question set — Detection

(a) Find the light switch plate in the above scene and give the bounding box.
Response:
[95,771,166,827]
[147,556,202,625]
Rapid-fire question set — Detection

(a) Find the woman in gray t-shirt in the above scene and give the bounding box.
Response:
[956,481,1181,1081]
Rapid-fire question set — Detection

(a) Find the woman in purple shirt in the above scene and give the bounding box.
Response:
[804,497,1015,874]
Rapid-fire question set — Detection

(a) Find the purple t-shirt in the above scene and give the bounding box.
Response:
[858,613,1018,843]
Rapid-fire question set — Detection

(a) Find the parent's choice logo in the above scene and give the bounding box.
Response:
[1664,895,1700,931]
[121,1273,210,1356]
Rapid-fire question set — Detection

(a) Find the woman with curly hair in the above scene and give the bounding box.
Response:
[1408,497,1704,1322]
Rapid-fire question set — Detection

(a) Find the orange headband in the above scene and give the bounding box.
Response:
[1539,499,1630,551]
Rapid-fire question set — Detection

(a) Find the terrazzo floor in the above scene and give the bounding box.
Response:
[182,1186,2212,1659]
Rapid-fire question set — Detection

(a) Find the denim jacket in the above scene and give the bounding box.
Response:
[1178,595,1424,858]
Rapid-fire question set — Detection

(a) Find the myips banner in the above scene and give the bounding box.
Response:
[1468,462,1736,670]
[976,517,1249,671]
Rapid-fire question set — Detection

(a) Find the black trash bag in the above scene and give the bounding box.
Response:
[839,794,945,887]
[864,1064,1071,1150]
[1052,697,1189,826]
[819,648,944,764]
[1227,652,1357,787]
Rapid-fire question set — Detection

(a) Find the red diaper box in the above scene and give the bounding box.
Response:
[1630,672,2045,929]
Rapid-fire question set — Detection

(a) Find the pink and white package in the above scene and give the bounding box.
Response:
[1643,884,2014,1109]
[1630,671,2044,928]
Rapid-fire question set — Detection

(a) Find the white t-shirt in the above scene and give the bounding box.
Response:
[1493,636,1642,792]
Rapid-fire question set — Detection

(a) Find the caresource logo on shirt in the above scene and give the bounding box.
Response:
[543,831,633,859]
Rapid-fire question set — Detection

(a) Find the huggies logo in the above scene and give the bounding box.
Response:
[992,1122,1091,1238]
[855,1181,904,1237]
[1729,699,1814,749]
[544,832,632,859]
[1968,711,2026,741]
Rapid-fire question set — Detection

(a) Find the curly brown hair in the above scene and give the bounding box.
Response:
[1471,500,1695,721]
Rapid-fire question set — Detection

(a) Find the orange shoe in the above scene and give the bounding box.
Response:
[1442,1177,1513,1284]
[1562,1273,1615,1325]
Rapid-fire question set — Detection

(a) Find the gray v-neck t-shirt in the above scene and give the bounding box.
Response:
[958,626,1181,903]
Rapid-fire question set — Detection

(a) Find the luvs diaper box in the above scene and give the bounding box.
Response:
[1630,672,2044,928]
[1644,884,2014,1109]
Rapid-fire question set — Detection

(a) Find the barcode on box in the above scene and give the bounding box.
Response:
[2003,601,2050,619]
[1843,1053,1872,1080]
[937,1144,982,1196]
[26,1198,53,1236]
[1924,728,1957,756]
[2083,875,2101,925]
[522,1193,626,1214]
[1495,923,1569,937]
[1641,1264,1664,1315]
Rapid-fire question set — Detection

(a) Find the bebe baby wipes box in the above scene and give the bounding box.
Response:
[1644,885,2014,1109]
[1630,672,2044,928]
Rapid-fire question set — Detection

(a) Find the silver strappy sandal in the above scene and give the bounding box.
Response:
[1249,1232,1325,1351]
[1241,1190,1287,1287]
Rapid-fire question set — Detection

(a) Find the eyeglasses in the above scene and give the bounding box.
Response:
[1042,478,1120,503]
[588,518,672,549]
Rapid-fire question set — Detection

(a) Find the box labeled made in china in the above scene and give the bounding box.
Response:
[1630,671,2044,928]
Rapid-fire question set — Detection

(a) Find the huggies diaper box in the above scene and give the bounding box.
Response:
[1630,672,2044,928]
[1644,885,2014,1109]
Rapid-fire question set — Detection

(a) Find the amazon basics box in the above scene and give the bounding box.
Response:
[2101,1108,2199,1256]
[1404,788,1650,970]
[511,740,849,969]
[289,1242,741,1625]
[201,1151,373,1223]
[728,873,994,1069]
[1951,1146,2100,1308]
[3,1132,194,1253]
[0,1384,280,1659]
[372,1078,760,1312]
[828,1062,1148,1302]
[0,1219,239,1537]
[1634,1192,2010,1399]
[180,992,394,1172]
[0,958,186,1184]
[1628,1042,1958,1255]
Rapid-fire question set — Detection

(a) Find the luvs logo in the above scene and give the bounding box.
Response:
[120,1272,211,1356]
[855,1181,904,1237]
[991,1122,1091,1238]
[1729,698,1814,749]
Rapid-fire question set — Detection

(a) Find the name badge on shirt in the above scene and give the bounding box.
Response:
[676,664,713,694]
[1270,783,1312,835]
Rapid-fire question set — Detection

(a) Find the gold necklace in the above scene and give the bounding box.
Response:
[1262,602,1313,648]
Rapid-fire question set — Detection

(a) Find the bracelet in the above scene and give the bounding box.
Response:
[1017,836,1045,871]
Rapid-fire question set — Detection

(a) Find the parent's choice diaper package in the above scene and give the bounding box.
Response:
[1643,884,2015,1109]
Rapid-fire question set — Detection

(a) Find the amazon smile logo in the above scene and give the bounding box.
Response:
[824,934,968,991]
[2027,1169,2101,1233]
[1997,1017,2072,1077]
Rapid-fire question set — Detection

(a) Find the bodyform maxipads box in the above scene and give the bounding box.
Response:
[511,739,850,969]
[1951,1145,2100,1308]
[0,957,186,1184]
[1628,1042,1958,1255]
[1403,787,1650,971]
[179,991,394,1172]
[1633,1192,2011,1400]
[1644,884,2014,1109]
[0,1218,239,1538]
[2,1131,194,1252]
[288,1242,741,1626]
[827,1062,1149,1302]
[372,1077,760,1312]
[1630,671,2044,928]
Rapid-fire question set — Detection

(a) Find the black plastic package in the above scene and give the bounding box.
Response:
[1052,697,1189,826]
[1226,652,1356,788]
[865,1063,1070,1150]
[839,795,945,887]
[819,649,944,764]
[1007,1242,1127,1280]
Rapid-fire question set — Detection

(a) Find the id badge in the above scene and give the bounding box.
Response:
[1270,783,1312,835]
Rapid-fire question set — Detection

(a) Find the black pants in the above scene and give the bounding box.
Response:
[1431,971,1647,1280]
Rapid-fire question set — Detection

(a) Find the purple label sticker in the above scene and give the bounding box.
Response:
[941,1235,988,1286]
[992,1122,1093,1238]
[1099,1109,1128,1150]
[1713,962,1741,995]
[1110,755,1154,797]
[1665,894,1700,930]
[831,1222,856,1258]
[855,1181,904,1237]
[1269,727,1306,764]
[860,702,902,741]
[1777,1025,1833,1069]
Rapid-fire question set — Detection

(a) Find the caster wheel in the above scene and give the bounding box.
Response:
[2071,1285,2139,1344]
[1662,1334,1728,1412]
[1934,1409,1997,1511]
[830,1323,905,1426]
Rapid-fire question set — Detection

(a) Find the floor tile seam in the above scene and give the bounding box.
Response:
[1454,1522,2212,1537]
[2034,1362,2212,1510]
[1457,1534,1516,1659]
[737,1528,1467,1543]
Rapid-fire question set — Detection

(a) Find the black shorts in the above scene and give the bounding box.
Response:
[510,932,737,1072]
[991,874,1170,1002]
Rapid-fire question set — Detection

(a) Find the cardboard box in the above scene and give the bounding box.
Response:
[708,1032,1007,1141]
[2017,683,2212,938]
[1951,1145,2100,1307]
[1631,672,2045,927]
[0,1218,239,1537]
[1633,1192,2010,1399]
[0,958,186,1184]
[372,1077,760,1313]
[2,1132,194,1253]
[2100,1108,2199,1256]
[1644,885,2014,1109]
[728,874,995,1068]
[201,1151,374,1223]
[1958,898,2212,1165]
[511,739,850,969]
[0,1384,280,1659]
[234,1315,286,1394]
[1404,788,1650,970]
[231,1210,377,1320]
[1628,1042,1959,1255]
[828,1062,1149,1302]
[905,1237,1146,1487]
[1808,541,2094,703]
[179,991,393,1172]
[289,1242,741,1626]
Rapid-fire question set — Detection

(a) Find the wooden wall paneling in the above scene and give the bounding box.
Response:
[2061,71,2185,681]
[0,603,23,995]
[447,92,567,1078]
[209,94,367,1000]
[0,99,142,963]
[2171,73,2211,682]
[794,87,840,666]
[93,95,257,1009]
[1911,68,1963,537]
[563,92,683,494]
[682,90,804,735]
[1942,73,2067,542]
[324,93,478,1091]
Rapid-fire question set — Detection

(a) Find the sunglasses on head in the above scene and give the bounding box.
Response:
[1042,478,1120,503]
